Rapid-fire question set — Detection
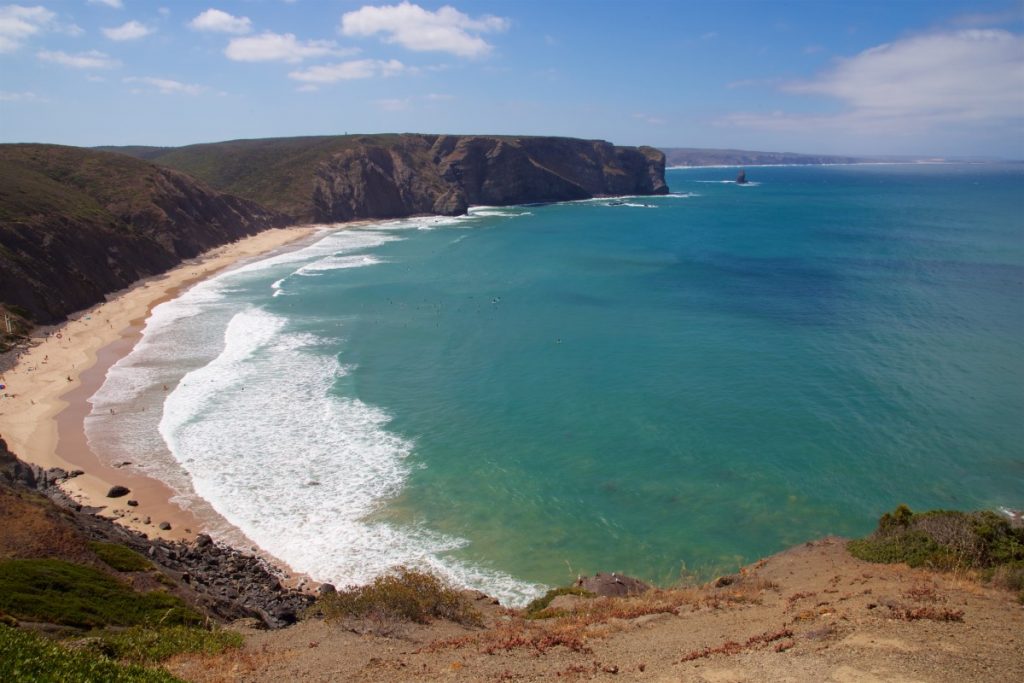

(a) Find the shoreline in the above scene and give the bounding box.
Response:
[0,226,321,547]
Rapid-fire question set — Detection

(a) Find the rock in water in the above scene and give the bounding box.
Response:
[736,169,748,184]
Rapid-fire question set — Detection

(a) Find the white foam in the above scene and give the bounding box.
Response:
[296,254,384,276]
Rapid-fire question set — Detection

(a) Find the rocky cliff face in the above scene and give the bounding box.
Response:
[0,144,287,324]
[309,135,668,222]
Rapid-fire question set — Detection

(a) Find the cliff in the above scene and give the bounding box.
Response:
[0,144,288,324]
[101,134,669,222]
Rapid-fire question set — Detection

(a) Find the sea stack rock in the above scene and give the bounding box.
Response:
[736,169,748,184]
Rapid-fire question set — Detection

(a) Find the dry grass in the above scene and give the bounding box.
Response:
[679,627,794,662]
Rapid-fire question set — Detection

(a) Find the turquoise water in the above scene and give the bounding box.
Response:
[89,164,1024,603]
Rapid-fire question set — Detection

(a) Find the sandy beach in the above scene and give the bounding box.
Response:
[0,226,318,543]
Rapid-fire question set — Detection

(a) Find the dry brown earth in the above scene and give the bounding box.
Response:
[166,538,1024,682]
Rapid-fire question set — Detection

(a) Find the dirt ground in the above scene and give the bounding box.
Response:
[166,537,1024,682]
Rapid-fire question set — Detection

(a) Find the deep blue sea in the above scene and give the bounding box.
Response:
[86,164,1024,604]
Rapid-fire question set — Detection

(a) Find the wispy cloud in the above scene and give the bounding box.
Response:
[0,4,55,53]
[633,112,666,126]
[103,20,152,41]
[288,58,405,83]
[37,49,119,69]
[225,32,352,62]
[341,2,508,58]
[124,76,204,95]
[189,9,252,35]
[722,30,1024,134]
[0,89,42,102]
[88,0,122,8]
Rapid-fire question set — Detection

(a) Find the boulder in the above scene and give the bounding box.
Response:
[106,485,130,498]
[574,572,650,597]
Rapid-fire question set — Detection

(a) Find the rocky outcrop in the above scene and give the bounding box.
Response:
[0,144,288,324]
[573,573,651,598]
[574,571,650,597]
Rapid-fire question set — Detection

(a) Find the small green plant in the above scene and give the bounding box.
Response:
[95,625,243,664]
[314,567,481,627]
[0,625,182,682]
[523,586,595,619]
[0,559,203,628]
[89,542,154,572]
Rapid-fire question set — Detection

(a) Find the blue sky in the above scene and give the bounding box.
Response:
[1,1,1021,157]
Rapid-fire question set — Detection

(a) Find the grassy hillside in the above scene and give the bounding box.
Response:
[0,144,284,324]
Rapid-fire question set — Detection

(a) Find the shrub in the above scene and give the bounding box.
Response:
[0,624,181,683]
[89,542,154,573]
[0,559,203,628]
[314,567,481,627]
[523,586,595,619]
[850,506,1024,577]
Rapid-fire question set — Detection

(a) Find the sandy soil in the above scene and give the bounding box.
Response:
[168,538,1024,682]
[0,226,318,542]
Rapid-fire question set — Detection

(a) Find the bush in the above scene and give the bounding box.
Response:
[0,624,181,683]
[523,586,595,619]
[95,625,243,664]
[314,567,481,627]
[850,506,1024,575]
[0,559,203,628]
[89,542,154,573]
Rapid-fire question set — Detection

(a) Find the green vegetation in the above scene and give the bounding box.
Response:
[523,586,595,619]
[89,540,153,573]
[0,625,182,683]
[89,542,154,573]
[849,506,1024,601]
[313,566,482,627]
[0,559,203,628]
[93,625,242,664]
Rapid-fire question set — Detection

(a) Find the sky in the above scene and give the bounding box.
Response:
[1,0,1022,157]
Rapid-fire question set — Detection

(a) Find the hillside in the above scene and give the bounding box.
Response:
[100,134,669,222]
[0,144,287,324]
[662,147,862,167]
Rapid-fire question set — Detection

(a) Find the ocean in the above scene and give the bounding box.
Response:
[84,164,1024,605]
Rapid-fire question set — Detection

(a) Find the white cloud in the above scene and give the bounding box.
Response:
[288,58,404,83]
[88,0,123,8]
[0,4,55,52]
[0,89,41,101]
[37,49,119,69]
[103,20,152,41]
[723,30,1024,134]
[633,113,666,126]
[225,31,351,62]
[189,9,251,35]
[341,2,508,58]
[375,97,409,111]
[124,76,204,95]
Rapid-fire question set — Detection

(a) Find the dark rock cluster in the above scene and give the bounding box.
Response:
[1,436,311,629]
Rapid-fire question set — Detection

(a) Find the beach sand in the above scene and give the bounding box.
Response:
[0,226,318,543]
